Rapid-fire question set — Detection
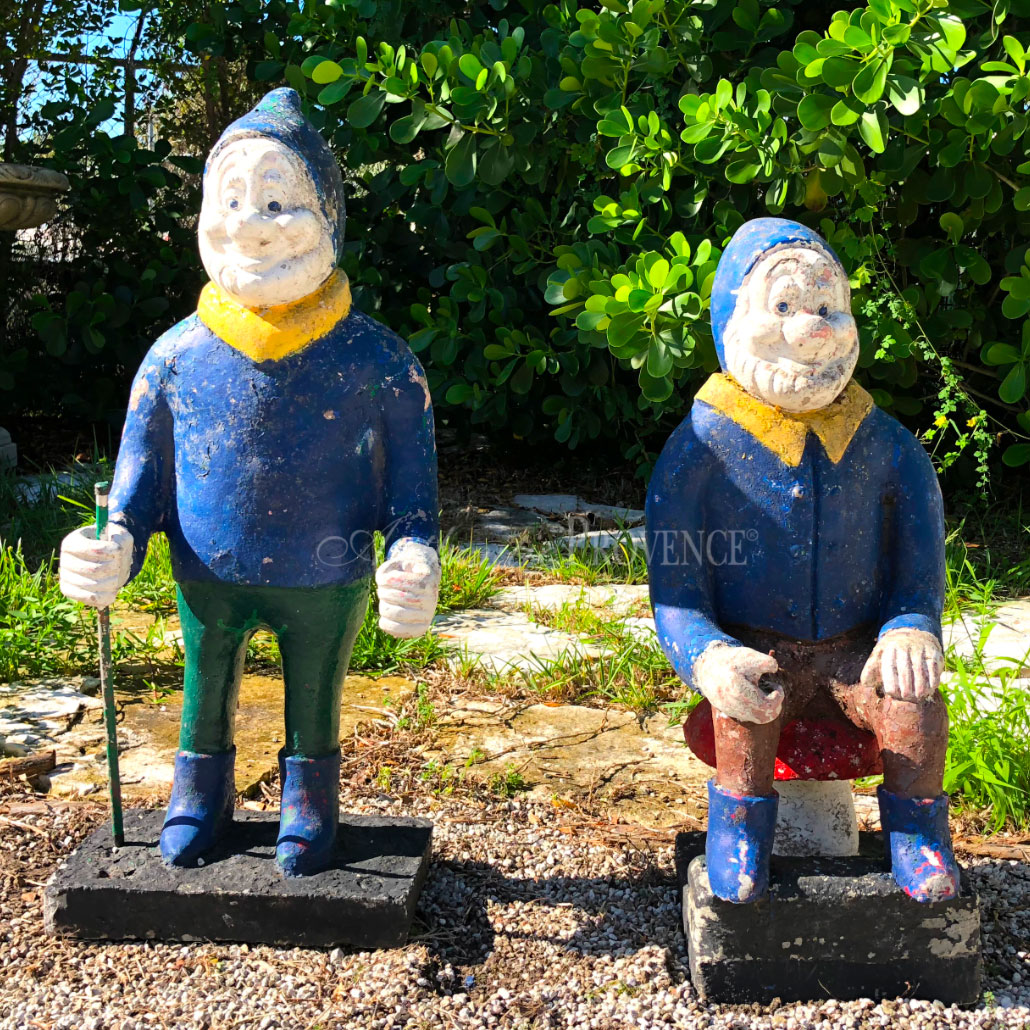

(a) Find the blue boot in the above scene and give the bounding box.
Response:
[705,779,778,903]
[878,787,960,902]
[160,749,235,866]
[276,749,340,876]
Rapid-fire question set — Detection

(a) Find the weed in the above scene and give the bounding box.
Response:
[419,758,458,794]
[438,541,502,612]
[492,626,678,713]
[0,543,94,680]
[942,654,1030,829]
[413,682,436,729]
[489,763,529,798]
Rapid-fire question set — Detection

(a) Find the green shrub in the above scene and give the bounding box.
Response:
[166,0,1030,480]
[9,0,1030,481]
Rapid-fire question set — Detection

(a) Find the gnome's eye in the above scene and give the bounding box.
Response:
[776,301,790,315]
[818,304,829,317]
[228,198,239,210]
[267,200,282,213]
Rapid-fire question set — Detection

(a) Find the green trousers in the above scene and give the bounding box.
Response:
[175,578,370,756]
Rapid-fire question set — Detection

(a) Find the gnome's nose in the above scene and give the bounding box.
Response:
[227,207,276,248]
[783,312,833,356]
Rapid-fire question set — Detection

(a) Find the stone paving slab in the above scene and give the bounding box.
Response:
[17,674,415,799]
[427,700,710,827]
[945,600,1030,674]
[432,609,600,673]
[44,809,432,949]
[491,583,650,615]
[0,679,102,756]
[556,526,647,553]
[512,493,645,526]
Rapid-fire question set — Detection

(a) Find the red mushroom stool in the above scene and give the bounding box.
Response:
[684,699,882,856]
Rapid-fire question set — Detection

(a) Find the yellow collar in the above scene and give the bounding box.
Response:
[695,373,874,467]
[197,270,352,362]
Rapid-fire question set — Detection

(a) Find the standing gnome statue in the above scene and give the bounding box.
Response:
[58,89,440,876]
[647,218,960,904]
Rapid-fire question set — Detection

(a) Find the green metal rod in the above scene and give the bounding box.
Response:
[94,480,124,848]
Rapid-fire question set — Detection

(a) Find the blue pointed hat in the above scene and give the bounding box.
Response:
[709,218,844,368]
[205,88,346,259]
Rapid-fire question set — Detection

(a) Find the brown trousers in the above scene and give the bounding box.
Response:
[713,626,948,799]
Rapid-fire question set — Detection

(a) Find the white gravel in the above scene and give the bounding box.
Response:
[2,787,1029,1029]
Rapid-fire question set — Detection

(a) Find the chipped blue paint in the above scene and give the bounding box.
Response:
[160,749,236,867]
[705,781,778,903]
[277,749,340,876]
[110,308,438,587]
[878,787,960,902]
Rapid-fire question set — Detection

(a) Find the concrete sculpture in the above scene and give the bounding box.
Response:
[58,89,440,877]
[647,218,959,906]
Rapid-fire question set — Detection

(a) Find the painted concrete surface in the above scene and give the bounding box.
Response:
[773,779,859,857]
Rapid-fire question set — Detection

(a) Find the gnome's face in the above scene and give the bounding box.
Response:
[722,245,859,413]
[199,137,336,308]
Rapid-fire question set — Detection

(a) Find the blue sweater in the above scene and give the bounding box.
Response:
[109,308,438,588]
[645,384,945,690]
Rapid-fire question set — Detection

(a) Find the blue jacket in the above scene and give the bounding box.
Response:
[646,219,944,690]
[109,306,438,588]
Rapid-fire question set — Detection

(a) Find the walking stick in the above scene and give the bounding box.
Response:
[94,481,124,847]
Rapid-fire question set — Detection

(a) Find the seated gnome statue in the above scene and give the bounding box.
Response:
[58,89,440,876]
[646,218,960,904]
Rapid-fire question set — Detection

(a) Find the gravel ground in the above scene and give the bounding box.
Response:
[2,781,1030,1030]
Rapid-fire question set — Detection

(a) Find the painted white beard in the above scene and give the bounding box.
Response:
[209,245,334,308]
[725,346,858,412]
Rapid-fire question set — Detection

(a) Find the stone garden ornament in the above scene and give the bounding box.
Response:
[58,89,440,878]
[647,218,960,906]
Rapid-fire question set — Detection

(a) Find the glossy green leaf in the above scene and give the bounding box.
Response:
[797,93,835,130]
[1000,362,1027,403]
[347,90,387,128]
[478,141,515,185]
[939,212,964,244]
[312,60,343,85]
[458,53,483,80]
[444,132,477,187]
[852,58,887,104]
[858,109,887,153]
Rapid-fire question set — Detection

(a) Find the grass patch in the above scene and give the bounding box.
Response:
[487,636,681,714]
[941,635,1030,830]
[0,544,94,680]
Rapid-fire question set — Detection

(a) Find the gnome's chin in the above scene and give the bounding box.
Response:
[728,352,857,413]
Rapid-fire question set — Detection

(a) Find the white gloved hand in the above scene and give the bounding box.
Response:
[693,640,784,725]
[59,523,134,609]
[860,628,943,701]
[375,539,441,639]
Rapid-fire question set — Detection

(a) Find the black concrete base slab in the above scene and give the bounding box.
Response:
[45,809,432,949]
[675,831,982,1004]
